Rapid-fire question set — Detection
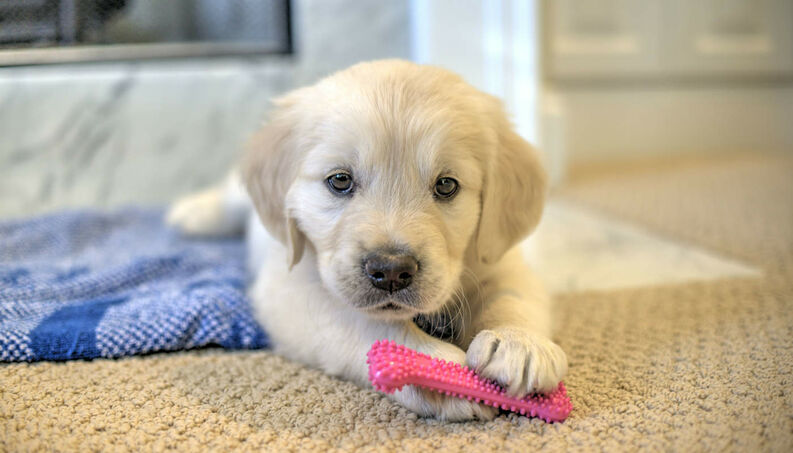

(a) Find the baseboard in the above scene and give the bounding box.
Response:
[541,83,793,183]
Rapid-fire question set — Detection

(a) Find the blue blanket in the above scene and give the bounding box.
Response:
[0,208,268,362]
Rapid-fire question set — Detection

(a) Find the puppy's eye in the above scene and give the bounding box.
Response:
[434,177,458,199]
[327,172,354,194]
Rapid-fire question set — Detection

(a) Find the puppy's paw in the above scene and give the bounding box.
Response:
[414,387,498,422]
[395,340,497,421]
[166,189,236,236]
[466,328,567,397]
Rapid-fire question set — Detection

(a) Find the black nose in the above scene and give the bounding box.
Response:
[364,253,419,293]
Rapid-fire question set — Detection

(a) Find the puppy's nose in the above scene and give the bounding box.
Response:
[364,253,418,293]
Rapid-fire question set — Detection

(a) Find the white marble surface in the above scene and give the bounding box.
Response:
[0,59,294,218]
[524,200,762,295]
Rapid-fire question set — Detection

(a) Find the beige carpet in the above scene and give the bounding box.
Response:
[3,154,792,452]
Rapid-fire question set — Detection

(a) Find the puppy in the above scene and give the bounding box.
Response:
[168,60,567,421]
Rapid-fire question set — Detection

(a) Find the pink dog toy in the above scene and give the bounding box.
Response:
[367,339,572,422]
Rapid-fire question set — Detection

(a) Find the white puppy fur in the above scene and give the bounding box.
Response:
[167,60,567,421]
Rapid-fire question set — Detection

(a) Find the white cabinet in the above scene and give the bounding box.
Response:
[546,0,793,79]
[547,0,662,77]
[666,0,793,76]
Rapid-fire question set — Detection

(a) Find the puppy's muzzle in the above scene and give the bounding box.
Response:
[364,251,418,293]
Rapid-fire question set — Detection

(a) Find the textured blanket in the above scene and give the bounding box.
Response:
[0,208,268,362]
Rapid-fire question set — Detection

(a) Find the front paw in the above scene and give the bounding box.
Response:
[395,341,497,421]
[407,386,498,422]
[466,328,567,397]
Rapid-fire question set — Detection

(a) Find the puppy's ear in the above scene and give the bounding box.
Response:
[475,116,548,264]
[242,96,306,269]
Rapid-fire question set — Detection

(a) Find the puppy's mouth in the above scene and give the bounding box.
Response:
[363,300,419,318]
[353,280,424,315]
[372,301,408,312]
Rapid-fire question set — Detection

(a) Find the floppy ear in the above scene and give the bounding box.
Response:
[475,119,548,264]
[241,98,306,269]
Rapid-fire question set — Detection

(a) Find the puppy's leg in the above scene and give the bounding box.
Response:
[166,170,251,236]
[382,323,499,421]
[465,248,568,397]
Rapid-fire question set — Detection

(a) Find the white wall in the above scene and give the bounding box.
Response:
[410,0,542,145]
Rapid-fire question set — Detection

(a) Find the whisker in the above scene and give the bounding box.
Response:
[448,289,461,341]
[457,267,484,339]
[448,284,468,342]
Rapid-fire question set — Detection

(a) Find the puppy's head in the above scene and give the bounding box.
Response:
[244,60,546,320]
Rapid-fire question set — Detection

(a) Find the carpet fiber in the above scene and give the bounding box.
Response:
[2,154,792,452]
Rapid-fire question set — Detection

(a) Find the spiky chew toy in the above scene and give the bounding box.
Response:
[367,339,572,422]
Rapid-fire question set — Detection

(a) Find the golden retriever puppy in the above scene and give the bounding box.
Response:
[167,59,567,421]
